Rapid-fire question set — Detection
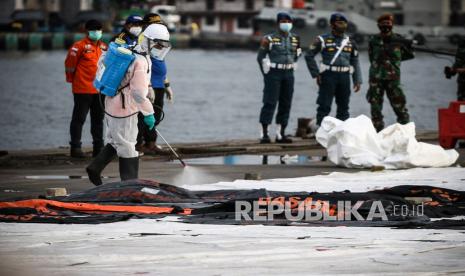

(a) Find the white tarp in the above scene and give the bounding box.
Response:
[316,115,459,169]
[184,167,465,193]
[2,168,465,275]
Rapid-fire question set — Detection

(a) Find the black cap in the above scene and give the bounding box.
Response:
[277,12,292,22]
[85,19,103,31]
[330,13,348,24]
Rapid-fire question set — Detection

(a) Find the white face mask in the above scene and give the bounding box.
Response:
[279,22,293,33]
[129,26,142,36]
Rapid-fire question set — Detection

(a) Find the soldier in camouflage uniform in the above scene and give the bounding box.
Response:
[367,14,414,132]
[450,39,465,101]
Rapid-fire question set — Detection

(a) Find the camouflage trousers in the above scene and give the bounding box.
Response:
[458,81,465,101]
[366,79,409,132]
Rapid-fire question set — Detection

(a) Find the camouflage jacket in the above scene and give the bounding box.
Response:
[453,39,465,82]
[368,33,414,81]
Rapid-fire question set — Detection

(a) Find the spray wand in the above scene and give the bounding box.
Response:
[155,129,187,167]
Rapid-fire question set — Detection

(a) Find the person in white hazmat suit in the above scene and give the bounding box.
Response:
[86,24,172,186]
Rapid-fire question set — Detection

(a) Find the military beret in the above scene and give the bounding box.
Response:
[377,13,394,23]
[277,12,292,22]
[330,13,347,24]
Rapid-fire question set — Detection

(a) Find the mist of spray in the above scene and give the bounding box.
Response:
[171,165,219,186]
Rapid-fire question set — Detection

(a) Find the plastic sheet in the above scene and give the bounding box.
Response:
[316,115,459,169]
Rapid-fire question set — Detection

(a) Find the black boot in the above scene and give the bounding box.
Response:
[260,124,271,144]
[86,144,117,186]
[70,147,86,158]
[119,157,139,181]
[92,143,104,157]
[276,124,293,143]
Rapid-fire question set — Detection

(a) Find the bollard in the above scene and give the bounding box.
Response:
[29,33,42,50]
[5,33,18,51]
[52,33,64,49]
[295,117,312,138]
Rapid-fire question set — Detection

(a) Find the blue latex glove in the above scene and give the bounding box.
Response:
[143,114,156,130]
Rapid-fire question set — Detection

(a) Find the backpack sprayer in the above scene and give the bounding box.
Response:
[93,40,186,167]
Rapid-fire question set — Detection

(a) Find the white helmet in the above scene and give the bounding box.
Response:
[142,24,171,60]
[143,23,170,41]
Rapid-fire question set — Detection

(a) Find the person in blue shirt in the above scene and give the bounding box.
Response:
[136,13,174,153]
[110,14,144,48]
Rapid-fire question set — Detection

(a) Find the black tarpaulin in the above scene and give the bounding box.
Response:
[0,179,463,229]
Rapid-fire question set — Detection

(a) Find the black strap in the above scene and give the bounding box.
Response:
[121,92,125,109]
[118,83,129,109]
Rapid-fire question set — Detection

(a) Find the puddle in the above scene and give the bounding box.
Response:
[181,155,327,165]
[25,175,114,180]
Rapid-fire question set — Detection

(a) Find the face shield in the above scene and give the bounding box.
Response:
[149,39,172,61]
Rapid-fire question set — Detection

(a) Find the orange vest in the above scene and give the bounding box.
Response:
[64,37,107,94]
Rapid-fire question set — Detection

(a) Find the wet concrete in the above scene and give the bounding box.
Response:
[0,146,354,200]
[1,144,464,201]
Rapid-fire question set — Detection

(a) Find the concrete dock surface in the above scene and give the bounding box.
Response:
[0,131,462,200]
[1,133,465,275]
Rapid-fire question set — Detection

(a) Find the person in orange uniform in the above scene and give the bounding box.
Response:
[65,20,108,158]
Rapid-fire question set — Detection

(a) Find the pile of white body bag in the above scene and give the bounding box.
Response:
[316,115,459,169]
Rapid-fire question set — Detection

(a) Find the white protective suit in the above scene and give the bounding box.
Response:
[104,50,154,158]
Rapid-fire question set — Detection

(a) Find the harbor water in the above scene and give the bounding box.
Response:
[0,50,457,150]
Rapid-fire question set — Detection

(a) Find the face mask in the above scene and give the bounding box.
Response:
[279,22,293,33]
[88,30,102,41]
[129,26,142,36]
[150,45,171,61]
[379,25,393,34]
[332,22,347,34]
